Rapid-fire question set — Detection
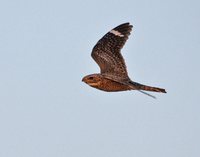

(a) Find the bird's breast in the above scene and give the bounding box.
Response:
[92,77,132,92]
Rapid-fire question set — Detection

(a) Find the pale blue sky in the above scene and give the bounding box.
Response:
[0,0,199,157]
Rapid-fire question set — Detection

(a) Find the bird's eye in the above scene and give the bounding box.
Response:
[88,77,93,80]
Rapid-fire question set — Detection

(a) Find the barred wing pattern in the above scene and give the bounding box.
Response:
[91,23,133,81]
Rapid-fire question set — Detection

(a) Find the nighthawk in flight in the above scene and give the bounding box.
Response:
[82,23,166,98]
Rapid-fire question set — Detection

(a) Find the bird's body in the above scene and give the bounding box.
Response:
[82,23,166,97]
[82,74,132,92]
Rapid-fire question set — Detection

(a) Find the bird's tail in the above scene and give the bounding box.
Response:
[129,81,166,99]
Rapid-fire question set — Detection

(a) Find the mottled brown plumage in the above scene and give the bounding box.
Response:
[82,23,166,98]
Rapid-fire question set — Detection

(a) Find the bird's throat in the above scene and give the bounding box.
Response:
[88,82,101,87]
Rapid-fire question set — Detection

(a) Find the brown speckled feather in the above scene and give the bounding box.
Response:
[91,23,133,81]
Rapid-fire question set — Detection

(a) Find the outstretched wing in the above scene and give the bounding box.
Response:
[91,23,133,80]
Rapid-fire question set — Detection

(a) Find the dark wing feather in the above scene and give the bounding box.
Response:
[91,23,133,81]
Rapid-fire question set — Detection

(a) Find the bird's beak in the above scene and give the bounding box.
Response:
[82,77,86,82]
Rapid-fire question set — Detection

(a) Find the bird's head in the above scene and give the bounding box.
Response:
[82,74,102,87]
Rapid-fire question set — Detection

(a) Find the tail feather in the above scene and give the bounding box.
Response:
[138,90,157,99]
[130,82,167,93]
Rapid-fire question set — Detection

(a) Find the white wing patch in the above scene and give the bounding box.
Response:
[109,29,124,37]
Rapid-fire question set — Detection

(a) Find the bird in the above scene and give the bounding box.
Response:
[82,22,166,98]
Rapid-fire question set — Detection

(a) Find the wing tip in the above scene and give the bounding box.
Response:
[110,22,133,37]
